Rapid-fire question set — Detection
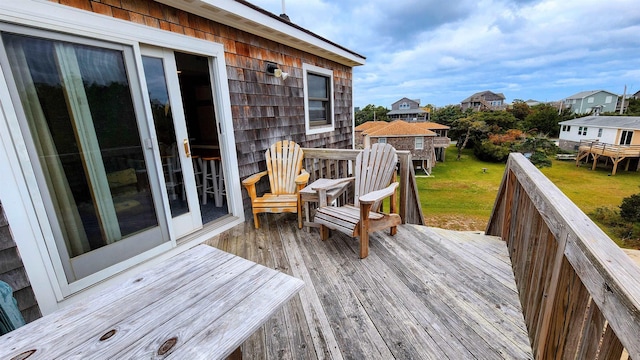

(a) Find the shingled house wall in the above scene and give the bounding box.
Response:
[51,0,355,216]
[0,202,41,324]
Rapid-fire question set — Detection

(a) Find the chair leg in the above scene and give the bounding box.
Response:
[253,213,260,229]
[360,231,369,259]
[319,224,330,240]
[390,226,397,236]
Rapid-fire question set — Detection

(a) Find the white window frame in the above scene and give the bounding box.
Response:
[605,96,612,104]
[415,137,424,149]
[598,128,603,137]
[303,63,334,135]
[587,97,594,104]
[378,137,387,144]
[0,0,244,312]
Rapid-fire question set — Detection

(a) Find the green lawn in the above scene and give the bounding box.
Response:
[420,146,640,245]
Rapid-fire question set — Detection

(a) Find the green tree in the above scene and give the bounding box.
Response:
[626,98,640,116]
[432,105,467,128]
[355,104,389,125]
[452,116,487,160]
[508,100,531,122]
[524,104,561,137]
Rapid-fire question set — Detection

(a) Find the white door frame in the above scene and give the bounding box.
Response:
[0,0,244,311]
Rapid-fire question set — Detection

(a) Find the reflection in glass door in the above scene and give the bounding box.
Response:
[141,47,202,237]
[1,31,168,283]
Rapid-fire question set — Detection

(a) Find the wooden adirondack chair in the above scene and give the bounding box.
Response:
[242,140,310,229]
[313,143,401,258]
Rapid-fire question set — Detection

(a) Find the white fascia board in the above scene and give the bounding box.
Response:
[0,0,222,57]
[158,0,366,67]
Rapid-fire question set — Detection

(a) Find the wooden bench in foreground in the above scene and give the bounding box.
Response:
[0,244,304,359]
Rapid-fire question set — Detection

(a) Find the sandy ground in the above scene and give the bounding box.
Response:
[424,214,489,232]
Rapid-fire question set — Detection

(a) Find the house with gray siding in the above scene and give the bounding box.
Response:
[564,90,619,115]
[387,97,429,121]
[0,0,364,321]
[460,90,506,111]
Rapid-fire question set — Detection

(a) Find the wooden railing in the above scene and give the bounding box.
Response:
[576,140,640,175]
[433,137,451,148]
[301,148,425,225]
[486,153,640,359]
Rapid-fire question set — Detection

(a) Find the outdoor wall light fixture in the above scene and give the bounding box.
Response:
[265,62,289,80]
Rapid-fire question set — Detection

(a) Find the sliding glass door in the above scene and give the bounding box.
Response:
[141,47,203,237]
[1,29,169,283]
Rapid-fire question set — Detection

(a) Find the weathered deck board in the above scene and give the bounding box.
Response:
[206,214,533,359]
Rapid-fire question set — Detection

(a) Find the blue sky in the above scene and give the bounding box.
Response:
[247,0,640,109]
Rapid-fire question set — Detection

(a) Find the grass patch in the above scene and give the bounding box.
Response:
[420,147,504,230]
[420,146,640,246]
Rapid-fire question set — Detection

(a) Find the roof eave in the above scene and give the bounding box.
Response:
[157,0,366,67]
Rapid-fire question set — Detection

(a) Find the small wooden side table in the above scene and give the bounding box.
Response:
[299,178,350,229]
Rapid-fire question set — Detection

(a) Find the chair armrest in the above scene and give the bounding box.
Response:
[295,169,310,185]
[359,182,399,205]
[242,171,268,202]
[241,171,268,187]
[312,177,355,191]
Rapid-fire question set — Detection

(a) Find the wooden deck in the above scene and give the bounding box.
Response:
[206,213,533,359]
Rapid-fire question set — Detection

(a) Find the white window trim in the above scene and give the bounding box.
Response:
[0,0,244,312]
[303,63,334,135]
[415,137,424,149]
[378,137,387,143]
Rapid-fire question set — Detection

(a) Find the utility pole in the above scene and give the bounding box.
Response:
[620,85,626,115]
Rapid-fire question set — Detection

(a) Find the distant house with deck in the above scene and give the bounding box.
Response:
[460,90,506,111]
[558,116,640,150]
[564,90,619,115]
[0,0,364,320]
[387,97,429,121]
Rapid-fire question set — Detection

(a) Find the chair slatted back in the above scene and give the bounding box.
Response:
[266,140,304,195]
[354,143,398,209]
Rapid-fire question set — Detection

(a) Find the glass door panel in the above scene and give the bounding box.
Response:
[2,32,168,282]
[174,52,230,225]
[141,48,202,237]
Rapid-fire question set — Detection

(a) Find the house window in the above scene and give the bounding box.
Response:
[378,137,387,144]
[598,128,603,137]
[415,137,424,149]
[620,130,633,145]
[587,97,594,104]
[303,63,334,135]
[578,127,588,136]
[562,125,571,132]
[400,102,409,109]
[605,96,612,104]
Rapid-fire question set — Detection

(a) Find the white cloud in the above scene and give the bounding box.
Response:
[248,0,640,106]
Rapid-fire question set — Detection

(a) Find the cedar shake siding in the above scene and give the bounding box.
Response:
[0,202,41,324]
[51,0,356,217]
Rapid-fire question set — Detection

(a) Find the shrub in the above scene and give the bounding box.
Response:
[529,151,552,168]
[620,193,640,223]
[474,140,510,162]
[591,207,640,249]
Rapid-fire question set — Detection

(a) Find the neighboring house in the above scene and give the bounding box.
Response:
[460,90,506,111]
[355,120,451,173]
[564,90,619,115]
[558,116,640,151]
[0,0,364,319]
[387,97,429,121]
